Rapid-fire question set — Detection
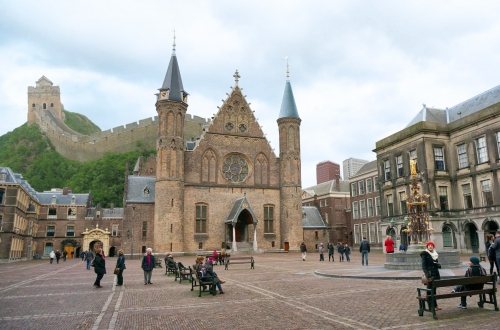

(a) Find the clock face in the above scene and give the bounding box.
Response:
[239,123,247,132]
[225,122,234,131]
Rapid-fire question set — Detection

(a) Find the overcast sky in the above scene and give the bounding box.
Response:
[2,0,500,188]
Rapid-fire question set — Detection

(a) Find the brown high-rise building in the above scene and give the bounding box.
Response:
[316,161,341,184]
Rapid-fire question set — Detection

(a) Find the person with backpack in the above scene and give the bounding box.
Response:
[454,256,487,309]
[359,237,370,266]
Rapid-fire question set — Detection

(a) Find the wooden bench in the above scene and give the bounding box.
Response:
[165,260,177,276]
[175,262,193,284]
[191,266,217,297]
[224,256,255,270]
[417,274,498,319]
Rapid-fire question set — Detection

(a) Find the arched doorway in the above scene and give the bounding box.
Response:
[109,246,117,257]
[61,239,78,259]
[483,219,499,239]
[464,222,479,253]
[82,225,111,255]
[442,224,457,249]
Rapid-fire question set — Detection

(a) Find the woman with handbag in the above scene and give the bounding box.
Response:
[115,249,126,286]
[420,241,441,310]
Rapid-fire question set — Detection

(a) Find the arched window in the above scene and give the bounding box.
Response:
[32,103,35,108]
[442,225,454,248]
[43,103,47,109]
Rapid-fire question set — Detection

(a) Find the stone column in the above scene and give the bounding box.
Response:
[253,224,258,252]
[232,225,237,252]
[477,230,485,253]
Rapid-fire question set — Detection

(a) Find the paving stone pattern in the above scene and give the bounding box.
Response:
[0,251,498,329]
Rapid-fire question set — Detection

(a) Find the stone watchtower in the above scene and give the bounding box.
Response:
[277,71,303,251]
[154,44,189,253]
[27,76,65,125]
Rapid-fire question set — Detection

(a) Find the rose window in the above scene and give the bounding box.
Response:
[223,154,249,183]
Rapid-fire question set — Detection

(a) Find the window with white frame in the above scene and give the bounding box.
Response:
[366,178,373,193]
[396,155,404,177]
[352,201,359,219]
[384,160,391,181]
[481,179,493,206]
[462,183,473,209]
[46,225,55,237]
[399,191,407,214]
[66,225,75,237]
[354,224,361,244]
[367,198,374,217]
[351,183,357,197]
[361,223,368,241]
[375,197,380,216]
[457,143,469,169]
[264,205,274,233]
[369,222,376,243]
[358,180,365,195]
[475,136,489,164]
[359,200,366,218]
[434,147,445,171]
[112,224,119,237]
[44,242,53,256]
[386,194,394,216]
[438,186,448,211]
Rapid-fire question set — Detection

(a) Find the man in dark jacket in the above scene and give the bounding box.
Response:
[359,237,370,266]
[93,245,106,288]
[141,248,156,285]
[489,231,500,282]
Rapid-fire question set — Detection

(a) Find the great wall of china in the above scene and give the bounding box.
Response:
[27,76,208,162]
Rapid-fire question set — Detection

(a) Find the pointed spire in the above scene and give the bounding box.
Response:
[233,69,240,87]
[278,59,300,119]
[159,32,188,102]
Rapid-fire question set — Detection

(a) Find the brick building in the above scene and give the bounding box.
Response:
[348,161,382,247]
[122,47,304,255]
[316,161,341,184]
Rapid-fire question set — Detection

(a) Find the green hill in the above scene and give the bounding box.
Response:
[0,124,154,207]
[63,110,101,135]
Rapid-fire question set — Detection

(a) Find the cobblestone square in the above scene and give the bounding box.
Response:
[0,251,498,329]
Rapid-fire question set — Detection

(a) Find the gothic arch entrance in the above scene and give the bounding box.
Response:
[225,195,259,252]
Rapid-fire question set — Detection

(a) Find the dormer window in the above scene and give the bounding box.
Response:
[71,195,76,204]
[143,186,150,196]
[51,195,57,204]
[0,169,6,181]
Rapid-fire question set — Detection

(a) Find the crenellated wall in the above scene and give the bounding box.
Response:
[28,77,208,162]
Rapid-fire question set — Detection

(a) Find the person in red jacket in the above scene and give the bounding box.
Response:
[384,236,395,253]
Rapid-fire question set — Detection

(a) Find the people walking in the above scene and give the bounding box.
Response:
[344,243,351,262]
[141,248,156,284]
[485,233,499,276]
[49,250,55,264]
[115,249,126,286]
[300,242,307,261]
[327,242,334,262]
[421,241,441,310]
[92,245,106,288]
[55,250,61,264]
[489,231,500,281]
[384,236,395,254]
[337,243,344,262]
[318,243,325,261]
[85,250,94,270]
[359,237,370,266]
[62,250,67,262]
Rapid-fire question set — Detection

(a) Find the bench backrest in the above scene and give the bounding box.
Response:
[431,274,496,288]
[228,256,253,261]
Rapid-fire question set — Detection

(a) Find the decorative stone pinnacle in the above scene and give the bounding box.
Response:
[233,70,240,86]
